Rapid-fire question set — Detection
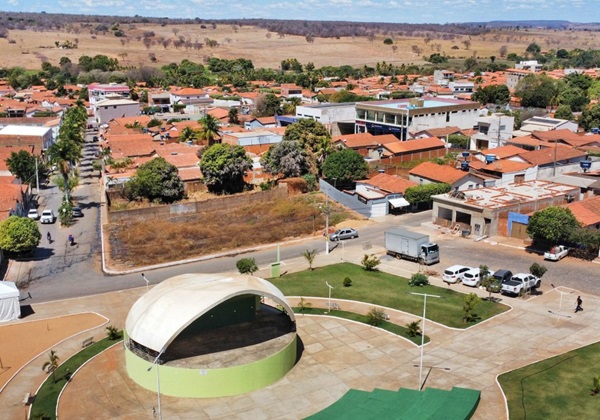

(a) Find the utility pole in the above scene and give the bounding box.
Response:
[410,292,441,391]
[35,156,39,195]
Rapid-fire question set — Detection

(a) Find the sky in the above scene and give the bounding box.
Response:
[0,0,595,24]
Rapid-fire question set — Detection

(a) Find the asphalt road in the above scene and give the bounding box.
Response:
[12,136,600,304]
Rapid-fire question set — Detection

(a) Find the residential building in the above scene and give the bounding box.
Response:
[277,103,356,135]
[0,183,29,220]
[381,137,447,163]
[332,132,398,160]
[355,97,481,140]
[0,126,53,150]
[88,83,130,106]
[515,60,543,72]
[505,68,531,90]
[244,116,277,130]
[409,161,488,191]
[513,116,577,137]
[279,84,303,99]
[221,129,282,155]
[470,113,514,149]
[565,195,600,229]
[94,98,140,124]
[431,180,579,238]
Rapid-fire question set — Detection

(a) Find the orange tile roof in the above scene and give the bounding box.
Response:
[110,115,152,127]
[107,137,156,158]
[481,159,533,173]
[362,173,417,194]
[485,145,528,159]
[565,195,600,227]
[0,183,25,219]
[172,88,207,96]
[507,135,552,148]
[531,129,582,143]
[207,108,229,120]
[414,126,461,138]
[333,133,398,149]
[409,161,469,184]
[0,146,37,171]
[178,166,202,181]
[162,152,199,169]
[518,146,587,166]
[105,133,154,143]
[384,137,445,154]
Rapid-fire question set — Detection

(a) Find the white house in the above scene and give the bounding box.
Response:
[470,113,515,150]
[94,98,140,124]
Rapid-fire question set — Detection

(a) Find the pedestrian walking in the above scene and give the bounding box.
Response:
[47,232,52,243]
[68,234,74,246]
[575,296,583,313]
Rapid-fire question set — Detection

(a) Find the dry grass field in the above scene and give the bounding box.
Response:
[3,22,600,70]
[105,193,357,268]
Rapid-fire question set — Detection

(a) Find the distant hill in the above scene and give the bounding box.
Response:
[463,20,600,30]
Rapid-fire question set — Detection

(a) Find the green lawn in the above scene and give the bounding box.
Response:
[30,337,122,420]
[270,263,509,328]
[293,307,429,346]
[498,341,600,419]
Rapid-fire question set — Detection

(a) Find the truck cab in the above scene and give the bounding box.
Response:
[420,243,440,265]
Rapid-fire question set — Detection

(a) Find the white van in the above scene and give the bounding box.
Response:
[461,268,481,287]
[442,265,472,284]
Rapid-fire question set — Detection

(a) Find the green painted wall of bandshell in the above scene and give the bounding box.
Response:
[125,334,297,398]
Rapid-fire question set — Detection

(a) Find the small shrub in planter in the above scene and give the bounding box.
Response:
[361,254,380,271]
[343,277,352,287]
[367,307,387,326]
[408,273,429,287]
[406,321,421,337]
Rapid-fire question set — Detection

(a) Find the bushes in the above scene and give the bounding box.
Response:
[367,307,387,326]
[361,254,380,271]
[343,276,352,287]
[236,257,258,274]
[408,273,429,287]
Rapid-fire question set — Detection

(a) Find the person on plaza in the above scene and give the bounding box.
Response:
[47,232,52,243]
[575,296,583,313]
[68,234,74,246]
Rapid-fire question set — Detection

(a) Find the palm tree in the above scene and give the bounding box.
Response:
[42,350,60,383]
[303,249,317,270]
[48,139,81,203]
[314,136,334,176]
[199,114,221,146]
[180,126,198,144]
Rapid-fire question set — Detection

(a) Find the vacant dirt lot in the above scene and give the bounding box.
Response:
[105,193,359,269]
[3,23,599,70]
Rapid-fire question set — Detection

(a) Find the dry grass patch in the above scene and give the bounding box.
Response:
[106,193,356,268]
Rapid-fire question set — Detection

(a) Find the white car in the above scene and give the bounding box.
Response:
[461,268,482,287]
[27,209,40,220]
[442,265,472,284]
[40,209,55,224]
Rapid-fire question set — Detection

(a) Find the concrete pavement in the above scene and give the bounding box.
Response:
[1,244,598,419]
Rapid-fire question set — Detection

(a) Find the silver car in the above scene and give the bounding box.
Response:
[329,228,358,241]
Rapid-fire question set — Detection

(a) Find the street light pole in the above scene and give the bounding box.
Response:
[141,273,150,293]
[148,348,165,420]
[410,292,440,391]
[326,281,334,314]
[325,192,330,255]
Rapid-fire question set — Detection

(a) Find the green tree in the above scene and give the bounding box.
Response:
[303,249,317,270]
[383,38,394,45]
[283,119,332,173]
[47,104,87,203]
[554,104,574,120]
[406,321,421,337]
[42,350,60,383]
[5,150,38,185]
[515,74,559,109]
[464,57,478,71]
[525,42,541,55]
[463,293,480,323]
[125,157,185,203]
[228,107,240,124]
[408,273,429,287]
[527,206,580,244]
[448,134,470,149]
[529,262,548,279]
[236,257,258,275]
[198,114,221,146]
[254,93,281,117]
[361,254,381,271]
[404,183,452,208]
[322,149,368,183]
[0,216,41,253]
[180,126,198,144]
[260,141,309,178]
[579,103,600,131]
[366,307,387,326]
[199,144,252,194]
[105,325,122,340]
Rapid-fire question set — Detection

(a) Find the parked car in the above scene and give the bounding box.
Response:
[501,273,541,296]
[27,209,40,220]
[544,245,569,261]
[443,265,472,284]
[72,207,84,217]
[461,268,482,287]
[40,209,55,224]
[329,228,358,241]
[492,269,513,284]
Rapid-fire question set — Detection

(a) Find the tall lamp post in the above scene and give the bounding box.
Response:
[141,273,150,293]
[326,281,334,314]
[410,292,440,391]
[148,348,165,420]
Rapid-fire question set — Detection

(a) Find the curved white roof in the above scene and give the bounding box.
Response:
[125,273,295,352]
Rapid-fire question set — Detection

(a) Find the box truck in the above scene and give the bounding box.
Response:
[384,228,440,265]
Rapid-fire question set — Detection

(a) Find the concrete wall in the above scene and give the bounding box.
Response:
[320,179,374,218]
[125,334,297,398]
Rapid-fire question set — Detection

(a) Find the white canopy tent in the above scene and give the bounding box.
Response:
[0,281,20,322]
